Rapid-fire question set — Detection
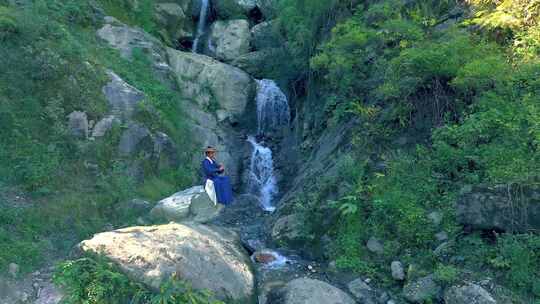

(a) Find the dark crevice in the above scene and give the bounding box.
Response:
[249,7,264,24]
[176,37,193,52]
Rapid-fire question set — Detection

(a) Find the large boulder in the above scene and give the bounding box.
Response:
[275,278,356,304]
[150,186,222,223]
[102,71,146,121]
[213,0,256,19]
[154,2,193,42]
[166,48,255,121]
[444,283,496,304]
[457,185,540,232]
[97,17,176,88]
[207,19,251,62]
[79,223,255,301]
[271,213,309,246]
[118,122,153,156]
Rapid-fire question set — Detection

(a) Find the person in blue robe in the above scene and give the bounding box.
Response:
[202,146,233,205]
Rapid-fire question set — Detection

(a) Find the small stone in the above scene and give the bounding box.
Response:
[67,111,88,138]
[367,237,384,254]
[435,231,449,241]
[391,261,405,281]
[307,265,313,270]
[33,282,40,289]
[387,300,396,304]
[8,263,19,278]
[348,278,377,304]
[253,251,278,264]
[428,211,443,226]
[378,292,390,303]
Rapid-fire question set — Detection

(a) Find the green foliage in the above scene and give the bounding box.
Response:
[434,264,459,286]
[55,256,226,304]
[0,5,17,41]
[488,234,540,297]
[96,0,156,33]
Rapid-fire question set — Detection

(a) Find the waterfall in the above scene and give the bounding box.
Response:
[192,0,209,53]
[256,79,290,135]
[247,136,278,212]
[247,80,290,212]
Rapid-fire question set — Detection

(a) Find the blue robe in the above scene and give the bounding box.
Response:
[202,158,233,205]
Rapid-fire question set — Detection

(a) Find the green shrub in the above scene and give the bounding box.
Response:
[0,5,17,41]
[434,264,459,286]
[54,256,226,304]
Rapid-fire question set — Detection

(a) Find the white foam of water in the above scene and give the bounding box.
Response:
[192,0,209,53]
[256,79,290,135]
[247,136,277,212]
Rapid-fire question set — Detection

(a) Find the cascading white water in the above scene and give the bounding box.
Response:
[256,79,291,135]
[247,136,278,212]
[247,80,290,212]
[192,0,209,53]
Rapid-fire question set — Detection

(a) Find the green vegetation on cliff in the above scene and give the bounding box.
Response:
[278,0,539,301]
[0,0,194,275]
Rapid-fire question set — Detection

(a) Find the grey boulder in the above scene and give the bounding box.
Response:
[166,48,255,121]
[102,71,145,121]
[457,185,540,232]
[79,223,255,302]
[278,278,356,304]
[403,274,442,303]
[444,283,497,304]
[150,186,222,223]
[207,19,251,62]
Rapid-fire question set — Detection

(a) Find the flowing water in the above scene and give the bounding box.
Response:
[247,136,278,212]
[256,79,291,135]
[247,80,290,212]
[192,0,209,53]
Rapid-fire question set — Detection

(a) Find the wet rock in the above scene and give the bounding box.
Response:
[271,213,307,245]
[118,123,153,156]
[347,278,377,304]
[367,237,384,254]
[444,283,496,304]
[102,71,145,121]
[207,19,251,62]
[79,223,254,301]
[67,111,88,138]
[403,274,442,303]
[150,186,221,223]
[253,250,278,264]
[279,278,356,304]
[391,261,405,281]
[457,184,540,232]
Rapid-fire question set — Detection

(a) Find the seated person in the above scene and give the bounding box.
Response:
[202,146,233,205]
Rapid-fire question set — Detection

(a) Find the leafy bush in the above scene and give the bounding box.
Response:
[54,256,226,304]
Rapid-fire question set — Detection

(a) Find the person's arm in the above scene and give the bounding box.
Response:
[203,160,220,178]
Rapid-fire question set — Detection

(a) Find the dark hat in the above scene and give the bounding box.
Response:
[204,146,217,153]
